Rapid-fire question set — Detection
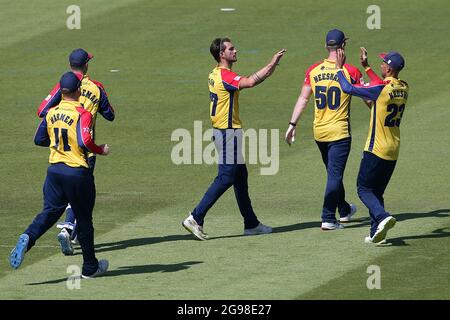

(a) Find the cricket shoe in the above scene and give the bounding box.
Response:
[71,235,79,245]
[56,222,75,231]
[321,221,344,230]
[81,259,109,279]
[57,228,74,256]
[371,216,396,243]
[9,234,30,269]
[339,203,357,223]
[364,235,387,245]
[182,214,209,240]
[244,223,272,236]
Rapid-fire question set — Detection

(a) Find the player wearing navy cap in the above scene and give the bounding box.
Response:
[9,72,110,278]
[37,48,115,255]
[336,48,408,244]
[285,29,373,230]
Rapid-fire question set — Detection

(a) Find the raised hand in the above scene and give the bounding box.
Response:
[272,49,287,66]
[360,47,369,68]
[336,48,346,69]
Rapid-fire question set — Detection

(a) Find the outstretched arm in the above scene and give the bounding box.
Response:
[336,49,384,101]
[239,49,287,89]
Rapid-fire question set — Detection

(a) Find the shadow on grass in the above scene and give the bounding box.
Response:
[92,234,194,254]
[343,208,450,229]
[387,228,450,246]
[26,261,203,285]
[87,209,450,251]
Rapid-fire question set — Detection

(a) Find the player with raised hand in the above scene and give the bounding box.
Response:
[335,48,408,244]
[182,37,286,240]
[285,29,366,230]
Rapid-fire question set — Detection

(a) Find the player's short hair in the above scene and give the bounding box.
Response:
[210,37,231,62]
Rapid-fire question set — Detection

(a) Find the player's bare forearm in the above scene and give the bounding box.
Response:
[240,49,286,89]
[290,96,308,123]
[289,86,312,124]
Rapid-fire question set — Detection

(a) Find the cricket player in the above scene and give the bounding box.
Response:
[335,48,408,244]
[37,48,115,255]
[285,29,370,230]
[9,72,109,278]
[182,37,286,240]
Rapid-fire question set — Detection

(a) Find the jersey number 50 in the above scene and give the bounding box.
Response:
[315,86,341,110]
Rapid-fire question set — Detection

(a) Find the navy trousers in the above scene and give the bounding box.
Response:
[316,137,352,223]
[64,156,96,239]
[191,129,259,229]
[24,163,99,276]
[357,151,397,237]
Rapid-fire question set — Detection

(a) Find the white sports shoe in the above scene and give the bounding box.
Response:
[364,235,387,245]
[244,223,272,236]
[182,214,209,240]
[81,259,109,279]
[57,228,74,256]
[321,221,345,230]
[339,203,357,222]
[372,216,396,243]
[71,235,79,245]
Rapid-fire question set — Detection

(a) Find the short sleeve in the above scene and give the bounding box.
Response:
[221,69,241,91]
[344,64,364,85]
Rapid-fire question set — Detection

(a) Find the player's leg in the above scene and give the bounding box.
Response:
[233,164,260,229]
[357,152,396,242]
[374,160,397,210]
[357,152,386,234]
[189,129,234,224]
[330,138,352,219]
[65,156,95,243]
[316,138,351,229]
[10,166,67,269]
[315,140,334,223]
[63,168,105,277]
[24,167,68,247]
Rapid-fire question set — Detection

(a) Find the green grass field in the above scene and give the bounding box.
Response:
[0,0,449,300]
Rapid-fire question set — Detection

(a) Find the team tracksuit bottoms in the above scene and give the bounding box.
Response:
[357,151,397,237]
[191,129,260,229]
[24,163,99,276]
[316,137,352,223]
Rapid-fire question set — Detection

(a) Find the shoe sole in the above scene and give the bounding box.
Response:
[365,239,387,245]
[372,217,396,243]
[243,230,272,236]
[81,260,109,279]
[9,234,29,269]
[182,221,207,241]
[57,233,74,256]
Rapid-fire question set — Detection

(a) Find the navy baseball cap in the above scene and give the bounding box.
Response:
[69,48,93,67]
[60,72,81,93]
[326,29,349,46]
[379,51,405,71]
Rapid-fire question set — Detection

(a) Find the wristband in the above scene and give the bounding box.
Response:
[289,122,297,127]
